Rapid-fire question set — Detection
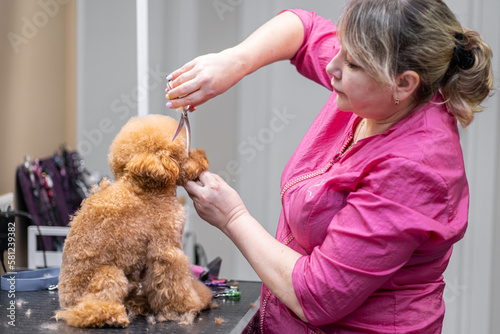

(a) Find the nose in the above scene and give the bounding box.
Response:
[326,52,342,81]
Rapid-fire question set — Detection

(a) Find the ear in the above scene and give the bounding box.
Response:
[177,148,209,185]
[126,152,179,187]
[394,70,420,102]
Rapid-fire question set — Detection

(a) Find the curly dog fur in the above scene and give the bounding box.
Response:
[55,114,212,328]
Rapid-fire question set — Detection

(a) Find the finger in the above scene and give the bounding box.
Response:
[210,172,228,184]
[184,171,212,192]
[169,69,196,90]
[167,60,196,82]
[183,180,201,196]
[198,171,215,186]
[166,90,207,109]
[167,74,199,100]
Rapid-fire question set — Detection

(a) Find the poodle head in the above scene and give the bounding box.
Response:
[108,114,209,189]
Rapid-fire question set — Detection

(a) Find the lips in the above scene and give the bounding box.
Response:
[331,77,344,95]
[333,86,344,95]
[331,79,342,94]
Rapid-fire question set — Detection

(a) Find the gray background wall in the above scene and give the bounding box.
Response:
[76,1,500,333]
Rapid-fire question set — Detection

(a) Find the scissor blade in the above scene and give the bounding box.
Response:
[184,114,191,154]
[172,112,191,153]
[172,116,185,142]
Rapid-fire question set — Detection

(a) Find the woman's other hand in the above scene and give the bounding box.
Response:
[183,171,249,232]
[184,170,306,322]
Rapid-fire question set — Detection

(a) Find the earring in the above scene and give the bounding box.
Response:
[395,98,400,105]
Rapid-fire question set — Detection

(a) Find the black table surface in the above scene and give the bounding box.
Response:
[0,280,261,334]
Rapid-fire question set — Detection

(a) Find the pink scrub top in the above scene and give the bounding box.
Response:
[247,9,469,334]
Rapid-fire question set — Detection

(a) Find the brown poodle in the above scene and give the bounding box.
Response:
[55,114,212,328]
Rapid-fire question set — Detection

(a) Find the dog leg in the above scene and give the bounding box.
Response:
[125,276,150,317]
[58,268,88,309]
[192,278,214,308]
[55,266,130,328]
[143,247,211,324]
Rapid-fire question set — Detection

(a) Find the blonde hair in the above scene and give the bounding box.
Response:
[336,0,494,128]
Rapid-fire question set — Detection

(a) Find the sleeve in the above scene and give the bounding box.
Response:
[291,157,457,326]
[281,9,339,90]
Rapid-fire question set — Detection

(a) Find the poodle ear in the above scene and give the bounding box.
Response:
[126,152,179,187]
[177,148,209,185]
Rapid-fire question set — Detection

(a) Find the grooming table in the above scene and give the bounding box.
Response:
[0,280,261,333]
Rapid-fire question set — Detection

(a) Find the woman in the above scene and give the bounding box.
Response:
[166,0,493,332]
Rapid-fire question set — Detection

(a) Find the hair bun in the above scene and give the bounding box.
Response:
[449,33,475,71]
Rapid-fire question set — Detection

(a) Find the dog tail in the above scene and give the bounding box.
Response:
[55,296,130,328]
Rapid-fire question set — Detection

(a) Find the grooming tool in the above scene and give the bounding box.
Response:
[205,282,236,287]
[172,107,194,154]
[213,289,241,300]
[166,76,196,153]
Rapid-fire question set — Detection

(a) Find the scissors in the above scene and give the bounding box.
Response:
[213,289,241,300]
[166,78,196,153]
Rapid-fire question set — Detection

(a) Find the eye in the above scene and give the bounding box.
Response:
[344,59,358,69]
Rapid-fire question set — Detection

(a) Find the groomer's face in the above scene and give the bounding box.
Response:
[326,47,395,121]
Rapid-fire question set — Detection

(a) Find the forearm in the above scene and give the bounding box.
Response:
[221,212,307,322]
[225,10,305,77]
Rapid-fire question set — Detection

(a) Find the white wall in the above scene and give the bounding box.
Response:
[77,1,499,332]
[76,0,137,177]
[439,1,500,333]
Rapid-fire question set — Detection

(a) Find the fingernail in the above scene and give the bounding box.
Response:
[165,93,170,100]
[166,101,173,108]
[166,74,173,80]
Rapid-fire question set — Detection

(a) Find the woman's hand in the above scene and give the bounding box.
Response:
[183,171,249,232]
[166,48,247,109]
[166,11,304,110]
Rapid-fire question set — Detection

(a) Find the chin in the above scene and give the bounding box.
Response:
[336,96,352,112]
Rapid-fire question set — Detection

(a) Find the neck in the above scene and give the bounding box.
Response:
[123,174,177,196]
[358,100,419,141]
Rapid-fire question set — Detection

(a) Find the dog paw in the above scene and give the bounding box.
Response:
[55,301,130,328]
[156,310,197,325]
[106,310,130,328]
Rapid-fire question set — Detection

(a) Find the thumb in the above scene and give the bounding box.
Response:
[183,180,200,197]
